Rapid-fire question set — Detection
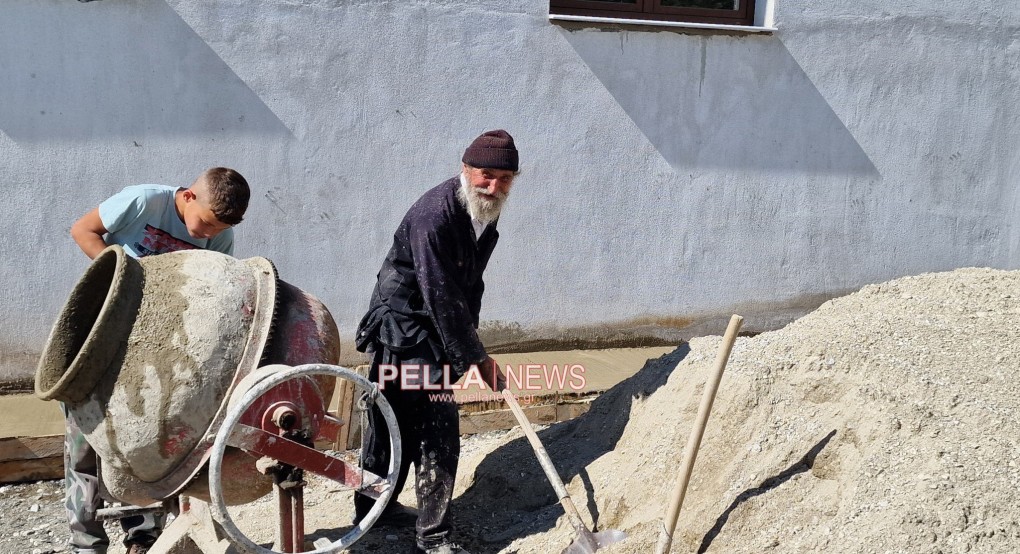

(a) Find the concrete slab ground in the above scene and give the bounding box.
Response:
[454,346,677,403]
[0,394,64,439]
[0,346,680,482]
[1,346,678,439]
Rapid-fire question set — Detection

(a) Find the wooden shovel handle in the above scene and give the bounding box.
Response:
[503,389,591,536]
[655,314,743,554]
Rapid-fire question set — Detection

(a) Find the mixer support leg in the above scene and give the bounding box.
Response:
[290,484,305,552]
[277,481,295,552]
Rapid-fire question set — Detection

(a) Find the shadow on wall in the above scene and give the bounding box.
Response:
[560,28,879,176]
[0,0,290,142]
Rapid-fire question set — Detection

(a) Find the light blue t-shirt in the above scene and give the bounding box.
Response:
[98,184,234,258]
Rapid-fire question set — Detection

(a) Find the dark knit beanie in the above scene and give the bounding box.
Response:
[462,130,519,171]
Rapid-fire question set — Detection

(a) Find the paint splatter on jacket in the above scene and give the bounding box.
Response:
[356,176,499,382]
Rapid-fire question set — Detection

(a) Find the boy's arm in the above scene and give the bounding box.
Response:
[70,208,110,259]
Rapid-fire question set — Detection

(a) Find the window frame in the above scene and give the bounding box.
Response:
[550,0,756,26]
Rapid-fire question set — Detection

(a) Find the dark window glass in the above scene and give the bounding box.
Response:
[551,0,755,25]
[661,0,737,8]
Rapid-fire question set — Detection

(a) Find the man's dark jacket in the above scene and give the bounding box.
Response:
[356,176,499,382]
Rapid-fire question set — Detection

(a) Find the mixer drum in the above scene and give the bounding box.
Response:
[35,246,340,506]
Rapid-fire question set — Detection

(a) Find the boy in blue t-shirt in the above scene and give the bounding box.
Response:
[66,167,249,554]
[71,167,249,259]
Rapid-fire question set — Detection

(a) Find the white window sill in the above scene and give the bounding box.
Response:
[549,14,777,33]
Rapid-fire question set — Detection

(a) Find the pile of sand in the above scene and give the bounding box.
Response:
[451,267,1020,553]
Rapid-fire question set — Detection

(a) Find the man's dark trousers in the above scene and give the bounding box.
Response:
[354,342,460,549]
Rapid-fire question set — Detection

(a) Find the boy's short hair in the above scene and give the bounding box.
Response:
[203,167,250,225]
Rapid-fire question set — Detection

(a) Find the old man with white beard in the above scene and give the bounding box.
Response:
[353,130,518,554]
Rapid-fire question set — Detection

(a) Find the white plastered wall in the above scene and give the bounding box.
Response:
[1,0,1017,376]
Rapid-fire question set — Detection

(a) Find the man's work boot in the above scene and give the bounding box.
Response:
[353,502,419,528]
[409,541,472,554]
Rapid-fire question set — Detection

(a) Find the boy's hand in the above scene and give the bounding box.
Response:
[479,356,507,392]
[70,208,110,259]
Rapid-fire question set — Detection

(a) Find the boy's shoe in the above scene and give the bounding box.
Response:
[125,543,150,554]
[410,542,472,554]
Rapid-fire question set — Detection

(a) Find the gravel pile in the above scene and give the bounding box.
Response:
[464,267,1020,553]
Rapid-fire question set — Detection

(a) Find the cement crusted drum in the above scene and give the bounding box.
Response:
[35,245,340,506]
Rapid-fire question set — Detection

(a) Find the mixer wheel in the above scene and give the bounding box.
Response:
[207,363,402,554]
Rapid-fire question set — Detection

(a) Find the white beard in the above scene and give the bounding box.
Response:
[458,176,508,226]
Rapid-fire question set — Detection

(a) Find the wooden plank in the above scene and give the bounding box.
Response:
[335,376,357,450]
[0,435,64,483]
[342,365,370,450]
[0,457,63,483]
[0,435,63,461]
[555,401,592,421]
[317,365,368,451]
[322,375,598,447]
[316,378,354,451]
[459,404,558,435]
[459,398,595,436]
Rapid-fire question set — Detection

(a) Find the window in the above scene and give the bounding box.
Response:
[550,0,756,27]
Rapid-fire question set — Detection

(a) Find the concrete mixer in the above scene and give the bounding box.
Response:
[35,246,401,554]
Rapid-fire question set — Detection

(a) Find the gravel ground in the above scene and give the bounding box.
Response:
[0,479,89,554]
[0,430,516,554]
